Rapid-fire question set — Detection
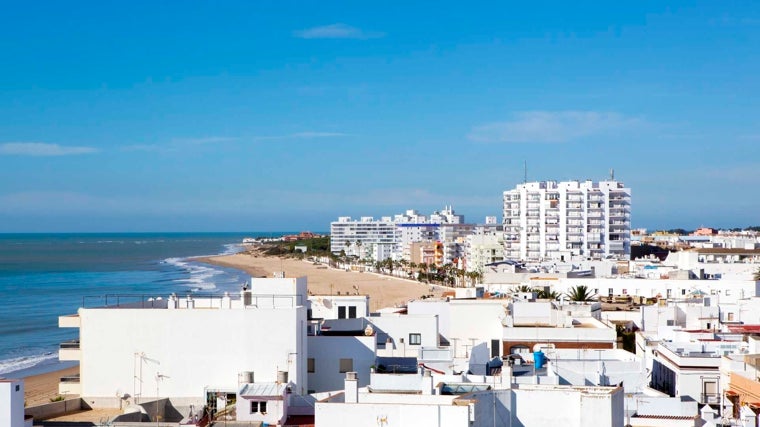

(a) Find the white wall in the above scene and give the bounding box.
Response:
[512,385,624,427]
[78,305,307,402]
[0,379,25,427]
[308,296,368,320]
[307,336,375,393]
[315,398,470,427]
[407,300,507,359]
[504,325,616,344]
[236,395,285,425]
[554,278,758,303]
[369,315,438,357]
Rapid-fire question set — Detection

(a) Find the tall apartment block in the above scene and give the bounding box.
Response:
[502,180,631,261]
[330,207,464,262]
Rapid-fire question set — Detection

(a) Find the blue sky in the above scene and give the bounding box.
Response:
[1,1,758,232]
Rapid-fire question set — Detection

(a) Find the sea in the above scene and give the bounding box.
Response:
[0,232,288,378]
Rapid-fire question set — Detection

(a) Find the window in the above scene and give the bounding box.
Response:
[339,358,353,373]
[409,333,422,345]
[308,358,315,373]
[348,306,357,319]
[250,401,267,414]
[338,306,346,319]
[728,312,735,321]
[15,384,20,392]
[491,339,501,358]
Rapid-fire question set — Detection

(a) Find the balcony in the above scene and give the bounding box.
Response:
[59,374,81,395]
[59,340,81,361]
[59,314,80,328]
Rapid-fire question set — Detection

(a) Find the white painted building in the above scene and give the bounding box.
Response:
[650,341,737,405]
[0,378,29,427]
[464,225,504,273]
[330,216,397,260]
[315,370,625,427]
[439,224,475,266]
[307,335,376,393]
[330,207,467,262]
[503,179,631,261]
[58,277,309,407]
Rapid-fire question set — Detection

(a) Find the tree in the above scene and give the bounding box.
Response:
[536,289,559,300]
[565,285,597,302]
[754,268,760,281]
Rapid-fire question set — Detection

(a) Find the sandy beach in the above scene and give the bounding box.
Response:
[195,251,444,312]
[18,365,79,407]
[17,251,443,410]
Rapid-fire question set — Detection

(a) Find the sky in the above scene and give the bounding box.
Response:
[1,1,759,232]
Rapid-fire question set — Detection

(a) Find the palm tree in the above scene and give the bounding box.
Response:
[512,285,533,293]
[565,285,597,302]
[419,263,429,283]
[536,289,559,300]
[754,268,760,281]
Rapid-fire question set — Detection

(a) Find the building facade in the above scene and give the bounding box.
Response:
[503,179,631,261]
[330,207,466,262]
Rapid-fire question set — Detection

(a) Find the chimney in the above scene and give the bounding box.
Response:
[422,369,433,395]
[344,372,358,403]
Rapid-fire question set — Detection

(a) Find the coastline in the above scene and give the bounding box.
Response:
[15,246,442,409]
[195,251,444,311]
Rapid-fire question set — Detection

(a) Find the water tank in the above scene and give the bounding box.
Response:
[277,370,288,384]
[534,351,545,369]
[238,371,254,384]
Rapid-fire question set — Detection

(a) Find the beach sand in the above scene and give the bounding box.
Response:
[195,252,444,312]
[19,251,442,411]
[20,365,79,407]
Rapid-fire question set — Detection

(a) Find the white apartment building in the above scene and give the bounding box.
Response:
[464,224,504,273]
[330,216,397,260]
[330,207,466,262]
[58,277,310,407]
[503,179,631,261]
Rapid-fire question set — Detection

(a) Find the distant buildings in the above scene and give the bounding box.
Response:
[329,207,466,263]
[503,179,631,261]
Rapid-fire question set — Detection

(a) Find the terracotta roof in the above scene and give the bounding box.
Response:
[691,248,760,255]
[729,325,760,334]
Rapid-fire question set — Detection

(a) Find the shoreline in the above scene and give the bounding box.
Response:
[195,251,444,312]
[15,247,443,408]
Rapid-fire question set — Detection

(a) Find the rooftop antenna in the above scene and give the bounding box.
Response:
[610,168,615,180]
[524,160,527,184]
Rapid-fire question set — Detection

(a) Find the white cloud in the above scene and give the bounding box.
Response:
[468,111,644,143]
[0,142,98,156]
[294,23,384,40]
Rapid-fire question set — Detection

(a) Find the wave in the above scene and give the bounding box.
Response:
[0,352,58,375]
[221,243,244,255]
[162,258,220,291]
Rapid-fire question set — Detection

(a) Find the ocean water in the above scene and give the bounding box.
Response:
[0,232,283,377]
